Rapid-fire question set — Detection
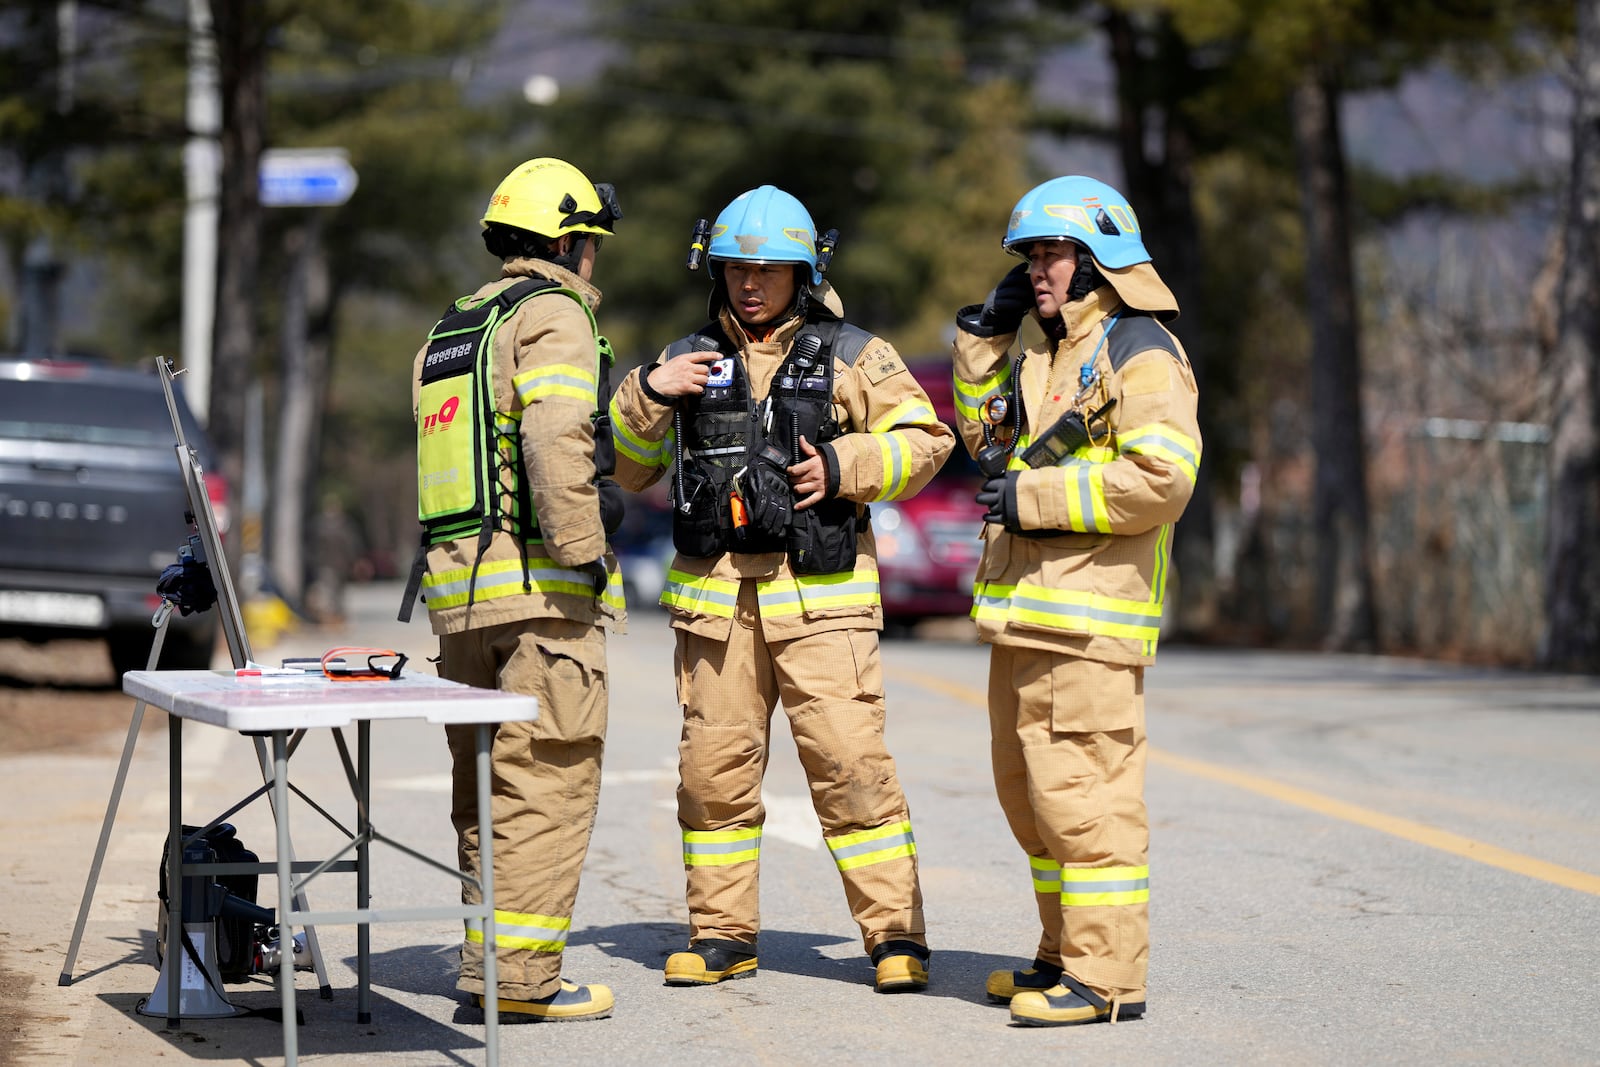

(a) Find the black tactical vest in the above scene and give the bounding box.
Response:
[668,315,872,571]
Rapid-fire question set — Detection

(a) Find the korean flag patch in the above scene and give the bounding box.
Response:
[706,358,735,388]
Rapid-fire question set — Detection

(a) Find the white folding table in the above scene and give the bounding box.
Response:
[121,668,536,1067]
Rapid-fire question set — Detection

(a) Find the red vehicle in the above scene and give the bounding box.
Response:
[874,361,986,628]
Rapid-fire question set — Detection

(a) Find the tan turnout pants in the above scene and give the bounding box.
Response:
[441,616,608,1001]
[988,644,1149,1000]
[674,581,926,954]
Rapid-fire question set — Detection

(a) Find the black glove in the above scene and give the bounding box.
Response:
[156,558,217,616]
[976,471,1020,529]
[955,263,1034,338]
[596,477,626,537]
[743,444,792,538]
[577,559,609,596]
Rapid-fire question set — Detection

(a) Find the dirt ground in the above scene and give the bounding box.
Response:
[0,637,160,1066]
[0,638,164,757]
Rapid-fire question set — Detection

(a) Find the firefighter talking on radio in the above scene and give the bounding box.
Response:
[402,157,625,1022]
[609,186,953,993]
[951,175,1201,1026]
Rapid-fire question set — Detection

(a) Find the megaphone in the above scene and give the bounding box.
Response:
[139,838,275,1019]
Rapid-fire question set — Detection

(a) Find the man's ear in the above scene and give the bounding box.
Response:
[555,233,574,257]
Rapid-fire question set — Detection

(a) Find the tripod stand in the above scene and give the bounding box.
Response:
[57,588,334,1004]
[61,358,334,1014]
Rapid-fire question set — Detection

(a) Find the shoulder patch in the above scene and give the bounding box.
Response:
[860,343,906,385]
[1121,358,1172,397]
[1106,314,1180,373]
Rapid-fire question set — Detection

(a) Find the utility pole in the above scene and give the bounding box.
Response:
[182,0,220,422]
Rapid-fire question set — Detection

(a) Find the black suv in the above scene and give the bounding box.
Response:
[0,356,223,677]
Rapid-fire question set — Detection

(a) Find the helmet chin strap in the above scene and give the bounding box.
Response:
[550,234,589,274]
[1066,245,1106,302]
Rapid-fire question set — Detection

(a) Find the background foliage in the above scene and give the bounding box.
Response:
[0,0,1589,665]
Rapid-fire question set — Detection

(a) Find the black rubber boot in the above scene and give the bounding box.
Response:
[663,939,758,986]
[870,939,931,993]
[984,957,1063,1003]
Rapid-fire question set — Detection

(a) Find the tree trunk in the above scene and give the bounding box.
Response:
[1291,66,1378,650]
[208,1,266,500]
[1105,10,1216,636]
[1543,0,1600,671]
[270,216,332,604]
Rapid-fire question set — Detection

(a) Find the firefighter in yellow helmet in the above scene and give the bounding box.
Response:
[402,156,625,1022]
[951,176,1201,1026]
[609,186,954,992]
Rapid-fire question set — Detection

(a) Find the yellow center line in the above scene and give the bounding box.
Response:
[886,665,1600,898]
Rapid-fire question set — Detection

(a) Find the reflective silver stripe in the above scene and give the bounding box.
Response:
[1066,876,1148,893]
[517,369,595,393]
[828,828,914,862]
[496,918,570,944]
[661,573,740,612]
[683,836,762,856]
[1009,590,1156,628]
[1068,461,1097,528]
[424,563,592,600]
[756,578,878,609]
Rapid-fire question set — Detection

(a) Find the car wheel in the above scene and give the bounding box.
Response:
[106,625,216,678]
[881,617,917,640]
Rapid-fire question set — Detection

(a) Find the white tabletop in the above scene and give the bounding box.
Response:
[123,669,538,731]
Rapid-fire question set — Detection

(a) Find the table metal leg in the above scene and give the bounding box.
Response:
[478,721,497,1067]
[60,695,149,985]
[273,730,298,1065]
[251,734,332,998]
[165,712,183,1026]
[356,719,371,1024]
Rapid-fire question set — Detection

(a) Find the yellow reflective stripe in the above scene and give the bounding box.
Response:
[423,557,612,609]
[1006,435,1032,473]
[513,362,598,406]
[954,368,1010,421]
[683,827,762,866]
[970,582,1162,641]
[756,565,879,618]
[661,569,740,617]
[1061,461,1111,533]
[610,395,666,467]
[1146,524,1171,657]
[1118,423,1200,483]
[1076,444,1116,463]
[493,411,520,434]
[871,430,912,501]
[1030,854,1062,894]
[600,567,625,612]
[827,820,916,871]
[1060,865,1149,907]
[869,398,936,433]
[464,909,570,953]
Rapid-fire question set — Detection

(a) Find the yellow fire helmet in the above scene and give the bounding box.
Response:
[481,157,621,240]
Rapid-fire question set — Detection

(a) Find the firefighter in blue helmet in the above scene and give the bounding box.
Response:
[609,185,954,993]
[951,175,1202,1026]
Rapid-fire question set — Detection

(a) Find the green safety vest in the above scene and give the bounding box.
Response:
[398,276,612,622]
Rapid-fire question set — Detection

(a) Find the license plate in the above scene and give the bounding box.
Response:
[0,590,107,627]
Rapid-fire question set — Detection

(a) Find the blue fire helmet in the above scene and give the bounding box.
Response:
[1003,176,1151,269]
[707,186,822,285]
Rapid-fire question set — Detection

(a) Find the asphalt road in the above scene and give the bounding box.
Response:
[4,582,1598,1065]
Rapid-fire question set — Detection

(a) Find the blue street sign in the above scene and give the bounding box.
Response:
[259,148,359,208]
